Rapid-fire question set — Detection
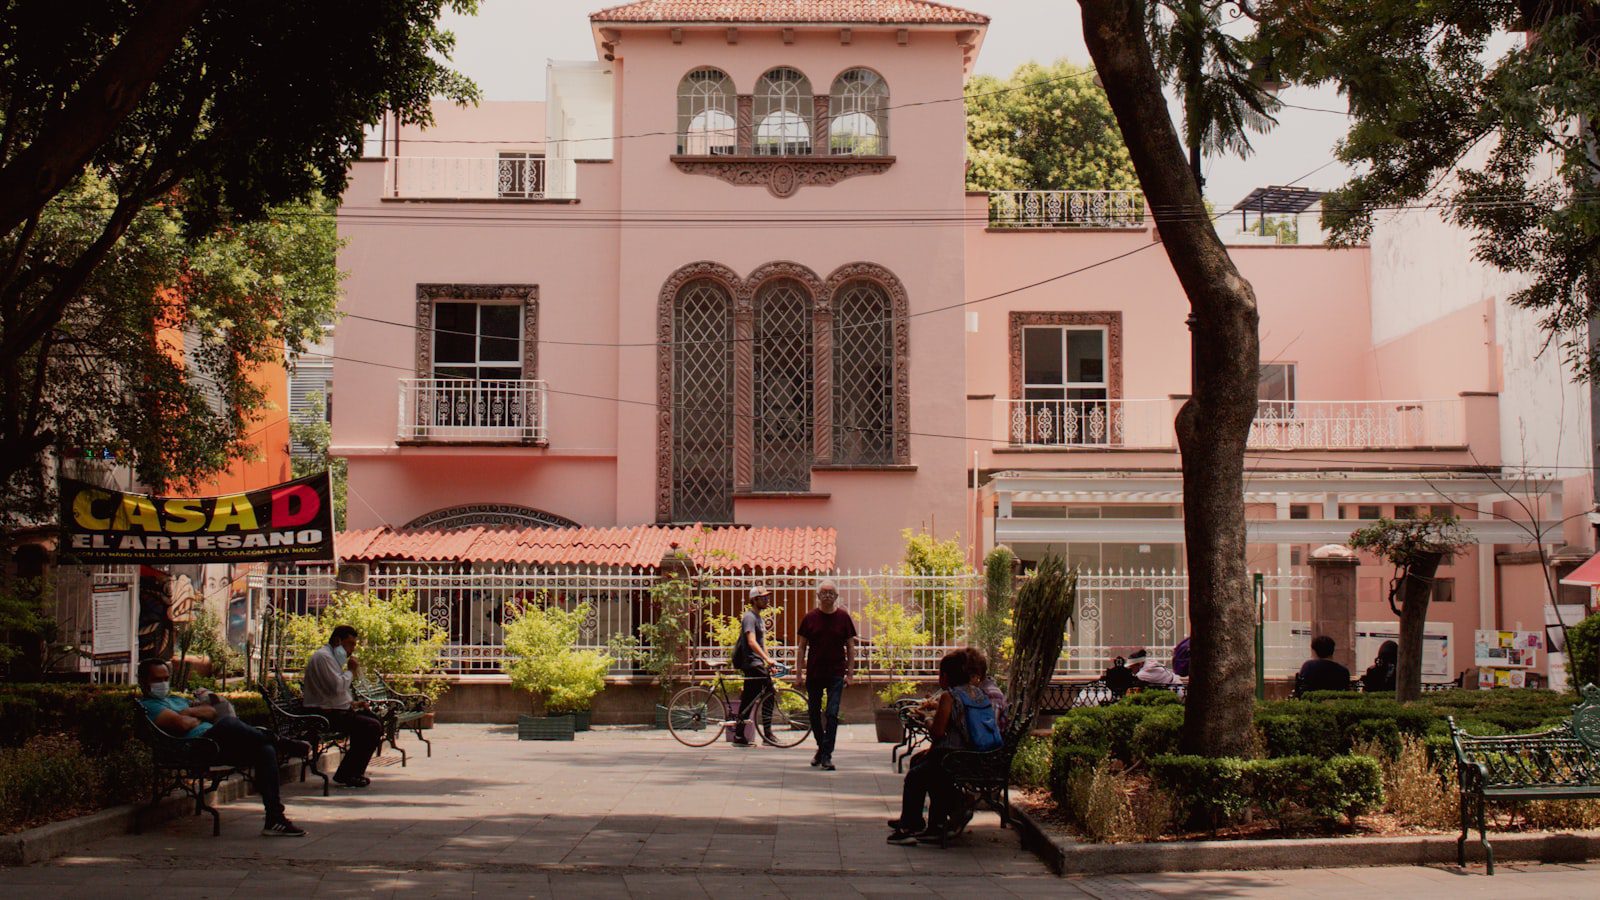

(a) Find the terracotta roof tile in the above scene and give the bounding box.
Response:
[337,524,837,573]
[591,1,988,26]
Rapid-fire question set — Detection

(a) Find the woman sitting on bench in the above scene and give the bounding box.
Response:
[887,648,1005,846]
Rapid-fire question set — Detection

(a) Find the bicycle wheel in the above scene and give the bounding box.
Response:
[758,684,813,748]
[667,685,728,748]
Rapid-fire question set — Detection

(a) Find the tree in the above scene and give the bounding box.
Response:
[1256,2,1600,379]
[1,181,340,528]
[1348,516,1470,701]
[965,59,1140,192]
[0,1,478,528]
[1077,0,1267,757]
[290,392,348,531]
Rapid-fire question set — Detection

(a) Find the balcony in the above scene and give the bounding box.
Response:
[385,156,577,201]
[998,398,1468,451]
[398,378,548,444]
[988,190,1146,229]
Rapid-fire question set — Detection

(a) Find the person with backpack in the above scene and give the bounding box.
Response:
[1172,636,1191,678]
[887,648,1003,845]
[730,586,780,746]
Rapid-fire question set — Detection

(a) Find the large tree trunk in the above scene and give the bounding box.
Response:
[1079,1,1262,757]
[1395,550,1444,702]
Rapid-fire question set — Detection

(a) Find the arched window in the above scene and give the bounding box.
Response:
[671,279,734,521]
[754,67,813,156]
[832,279,895,464]
[753,279,814,490]
[829,68,889,155]
[677,68,736,156]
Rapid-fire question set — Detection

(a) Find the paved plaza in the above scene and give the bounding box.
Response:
[6,724,1599,898]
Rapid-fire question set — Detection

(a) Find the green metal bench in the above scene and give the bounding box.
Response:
[1449,683,1600,874]
[354,676,433,764]
[261,676,349,796]
[937,714,1035,845]
[131,698,253,836]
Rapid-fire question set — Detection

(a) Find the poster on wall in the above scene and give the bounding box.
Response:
[90,583,131,664]
[1473,630,1540,669]
[59,473,335,564]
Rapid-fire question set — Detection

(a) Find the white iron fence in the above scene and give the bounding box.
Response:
[989,190,1146,229]
[253,566,1316,681]
[397,378,548,443]
[1001,398,1173,449]
[1248,399,1465,450]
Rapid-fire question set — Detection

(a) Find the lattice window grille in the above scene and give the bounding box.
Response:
[832,280,894,465]
[677,68,736,155]
[753,280,813,491]
[754,67,813,156]
[829,68,888,155]
[672,280,734,521]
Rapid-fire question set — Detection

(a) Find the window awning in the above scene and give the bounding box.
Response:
[1560,552,1600,587]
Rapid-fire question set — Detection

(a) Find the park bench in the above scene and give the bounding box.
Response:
[1038,680,1117,714]
[1449,684,1600,875]
[354,676,433,764]
[936,714,1035,846]
[131,698,255,836]
[261,676,348,796]
[891,697,930,773]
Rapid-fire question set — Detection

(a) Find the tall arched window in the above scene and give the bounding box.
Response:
[832,279,895,464]
[829,68,889,155]
[677,68,736,156]
[672,279,734,521]
[754,67,813,156]
[753,279,814,490]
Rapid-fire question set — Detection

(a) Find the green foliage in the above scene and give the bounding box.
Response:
[863,591,931,704]
[1567,613,1600,691]
[1011,734,1052,789]
[289,392,347,530]
[899,529,971,644]
[1252,215,1300,244]
[283,589,448,698]
[973,546,1016,680]
[1348,515,1470,570]
[1151,755,1253,829]
[634,568,710,696]
[0,575,73,678]
[502,601,611,715]
[1145,0,1279,167]
[0,735,100,829]
[175,606,242,687]
[1049,743,1106,807]
[1008,555,1076,716]
[965,59,1138,192]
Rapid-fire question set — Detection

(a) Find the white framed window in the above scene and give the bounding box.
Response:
[677,68,736,155]
[1257,362,1296,416]
[829,68,888,155]
[754,67,813,156]
[1021,326,1108,403]
[496,152,545,198]
[431,301,523,382]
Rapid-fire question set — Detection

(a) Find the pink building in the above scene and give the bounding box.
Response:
[330,1,1584,686]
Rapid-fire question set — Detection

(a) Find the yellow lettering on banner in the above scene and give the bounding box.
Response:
[209,494,258,532]
[72,489,111,530]
[163,499,206,533]
[116,495,162,532]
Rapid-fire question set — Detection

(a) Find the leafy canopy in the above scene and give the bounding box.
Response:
[965,59,1139,192]
[283,589,448,699]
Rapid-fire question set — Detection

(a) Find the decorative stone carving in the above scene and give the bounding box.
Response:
[415,284,539,379]
[1007,311,1123,403]
[404,504,579,531]
[823,263,911,465]
[736,94,753,155]
[812,94,832,156]
[655,262,741,523]
[671,155,894,198]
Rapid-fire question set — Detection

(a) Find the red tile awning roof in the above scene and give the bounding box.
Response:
[591,1,989,25]
[337,524,836,573]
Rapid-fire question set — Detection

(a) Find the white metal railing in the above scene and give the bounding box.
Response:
[252,566,1312,681]
[989,190,1146,228]
[1001,398,1174,449]
[387,156,577,200]
[1248,399,1465,450]
[397,378,548,443]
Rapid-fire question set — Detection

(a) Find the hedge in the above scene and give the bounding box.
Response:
[0,683,268,750]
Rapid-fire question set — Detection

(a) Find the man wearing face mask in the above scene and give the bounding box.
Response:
[301,624,384,788]
[137,658,307,836]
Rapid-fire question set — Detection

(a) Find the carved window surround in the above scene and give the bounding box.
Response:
[1007,311,1123,401]
[671,155,894,198]
[414,284,539,379]
[657,261,910,522]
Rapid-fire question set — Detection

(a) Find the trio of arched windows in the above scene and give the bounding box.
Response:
[660,262,907,523]
[676,66,890,157]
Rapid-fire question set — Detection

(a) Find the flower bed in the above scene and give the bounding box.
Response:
[1035,689,1600,842]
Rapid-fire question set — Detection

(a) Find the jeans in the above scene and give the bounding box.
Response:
[734,672,774,737]
[207,717,285,823]
[806,676,845,759]
[898,748,959,831]
[309,707,383,780]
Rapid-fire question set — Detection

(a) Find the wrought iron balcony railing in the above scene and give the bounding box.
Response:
[398,378,548,443]
[988,190,1147,228]
[386,156,577,200]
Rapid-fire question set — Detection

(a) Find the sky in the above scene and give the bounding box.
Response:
[437,0,1359,208]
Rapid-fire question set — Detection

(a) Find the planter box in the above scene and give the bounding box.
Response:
[874,707,904,743]
[571,709,592,732]
[418,712,436,730]
[653,704,672,730]
[517,714,575,741]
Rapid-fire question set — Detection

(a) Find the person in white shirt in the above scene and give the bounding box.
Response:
[1128,648,1183,686]
[301,624,383,788]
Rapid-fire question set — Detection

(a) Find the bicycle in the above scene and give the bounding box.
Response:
[666,664,813,749]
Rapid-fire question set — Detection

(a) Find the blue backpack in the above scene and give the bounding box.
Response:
[956,687,1003,752]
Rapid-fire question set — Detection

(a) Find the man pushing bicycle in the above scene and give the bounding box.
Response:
[731,586,781,746]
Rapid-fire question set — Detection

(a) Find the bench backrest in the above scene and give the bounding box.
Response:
[1449,686,1600,788]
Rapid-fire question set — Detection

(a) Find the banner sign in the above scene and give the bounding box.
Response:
[90,583,132,663]
[60,473,335,564]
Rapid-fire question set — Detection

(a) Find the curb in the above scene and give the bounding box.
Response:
[1008,803,1600,876]
[1,747,344,867]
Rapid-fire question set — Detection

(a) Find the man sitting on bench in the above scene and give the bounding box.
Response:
[136,658,308,837]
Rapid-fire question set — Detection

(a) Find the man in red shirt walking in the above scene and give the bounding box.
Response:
[795,579,857,770]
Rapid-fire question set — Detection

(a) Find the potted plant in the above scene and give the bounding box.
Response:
[635,563,709,728]
[863,594,932,743]
[503,600,611,741]
[283,587,450,704]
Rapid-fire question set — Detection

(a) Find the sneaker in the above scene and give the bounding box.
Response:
[888,818,924,830]
[913,826,951,845]
[262,819,307,837]
[810,753,822,767]
[333,775,371,788]
[820,758,836,771]
[886,829,919,846]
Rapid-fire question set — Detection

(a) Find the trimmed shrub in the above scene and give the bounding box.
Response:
[1566,612,1600,690]
[1151,755,1252,830]
[0,735,99,829]
[1050,743,1104,807]
[1129,706,1184,760]
[1324,755,1385,821]
[1011,735,1051,789]
[0,696,39,747]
